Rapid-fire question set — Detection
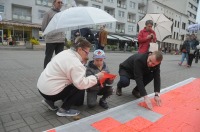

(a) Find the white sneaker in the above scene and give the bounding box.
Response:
[56,108,80,117]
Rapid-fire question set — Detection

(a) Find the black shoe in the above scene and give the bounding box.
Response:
[116,87,122,96]
[42,100,58,111]
[132,89,141,98]
[99,99,109,109]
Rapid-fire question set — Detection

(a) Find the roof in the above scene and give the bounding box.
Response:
[110,35,131,41]
[0,20,41,28]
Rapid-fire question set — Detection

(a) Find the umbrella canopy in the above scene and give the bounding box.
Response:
[187,23,200,32]
[138,14,173,42]
[43,7,117,35]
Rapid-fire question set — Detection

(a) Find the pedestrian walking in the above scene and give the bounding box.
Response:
[188,34,199,67]
[178,35,190,66]
[98,25,108,50]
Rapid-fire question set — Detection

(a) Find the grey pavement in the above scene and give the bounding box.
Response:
[0,49,199,132]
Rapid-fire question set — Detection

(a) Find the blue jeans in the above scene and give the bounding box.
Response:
[180,52,188,64]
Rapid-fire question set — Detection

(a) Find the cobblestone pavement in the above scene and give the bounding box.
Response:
[0,50,199,132]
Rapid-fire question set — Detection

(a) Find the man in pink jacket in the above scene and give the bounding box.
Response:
[138,20,157,54]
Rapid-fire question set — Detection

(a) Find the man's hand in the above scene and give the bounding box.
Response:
[144,96,153,110]
[154,95,162,106]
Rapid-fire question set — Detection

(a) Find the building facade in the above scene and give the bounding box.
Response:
[0,0,198,49]
[0,0,53,43]
[147,0,199,51]
[75,0,147,38]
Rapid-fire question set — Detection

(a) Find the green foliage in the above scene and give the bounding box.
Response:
[106,45,111,50]
[111,45,117,51]
[30,37,39,45]
[66,40,73,49]
[130,46,135,52]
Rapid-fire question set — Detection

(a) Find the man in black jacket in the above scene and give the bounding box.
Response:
[116,51,163,110]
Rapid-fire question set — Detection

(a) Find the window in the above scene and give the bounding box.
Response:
[0,5,4,13]
[118,11,124,17]
[36,0,53,7]
[174,20,177,27]
[92,4,101,9]
[12,5,31,21]
[38,10,45,19]
[130,1,135,9]
[177,22,179,28]
[128,25,134,32]
[106,23,112,29]
[173,32,176,39]
[182,22,186,29]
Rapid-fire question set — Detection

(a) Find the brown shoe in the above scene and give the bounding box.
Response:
[116,87,122,96]
[132,89,141,98]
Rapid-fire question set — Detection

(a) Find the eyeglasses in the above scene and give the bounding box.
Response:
[82,48,89,55]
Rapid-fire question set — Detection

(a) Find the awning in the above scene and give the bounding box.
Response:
[0,20,41,28]
[110,35,131,41]
[107,35,118,40]
[123,36,133,41]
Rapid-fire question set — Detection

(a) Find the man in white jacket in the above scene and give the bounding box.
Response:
[37,37,104,117]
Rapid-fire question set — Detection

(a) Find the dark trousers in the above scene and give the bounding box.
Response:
[98,44,104,50]
[44,43,64,69]
[87,86,113,108]
[188,54,195,66]
[117,74,154,91]
[39,85,85,110]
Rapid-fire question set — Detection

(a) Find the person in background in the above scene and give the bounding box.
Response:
[178,35,190,66]
[37,37,104,117]
[188,34,199,67]
[116,51,163,110]
[86,50,113,109]
[138,20,157,54]
[42,0,65,69]
[98,25,108,50]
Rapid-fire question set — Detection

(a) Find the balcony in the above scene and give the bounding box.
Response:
[117,4,126,9]
[115,29,125,33]
[127,19,136,23]
[138,10,145,14]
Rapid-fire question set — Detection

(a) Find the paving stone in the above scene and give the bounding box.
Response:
[5,122,27,131]
[23,117,36,125]
[29,121,50,129]
[11,113,22,121]
[1,115,12,123]
[33,114,45,122]
[19,126,32,132]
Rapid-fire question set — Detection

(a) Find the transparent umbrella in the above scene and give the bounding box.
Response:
[138,13,173,42]
[43,7,117,35]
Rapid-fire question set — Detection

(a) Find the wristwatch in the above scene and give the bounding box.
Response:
[155,93,159,97]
